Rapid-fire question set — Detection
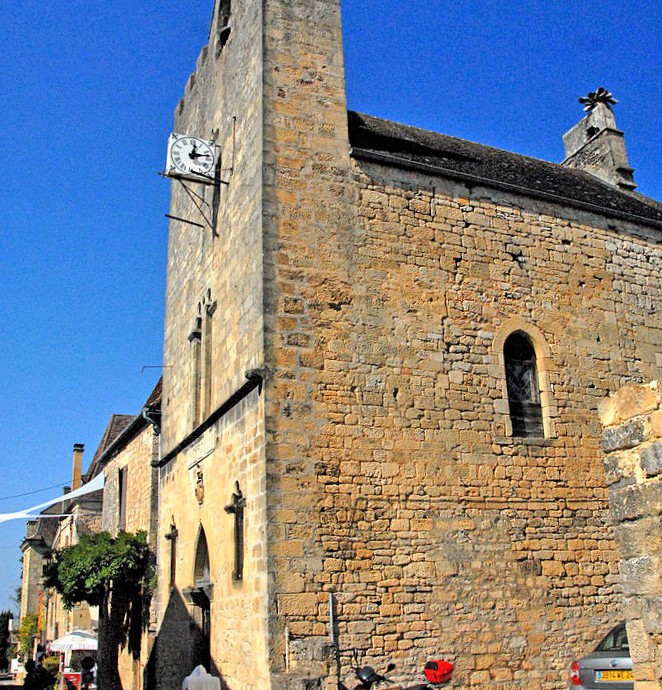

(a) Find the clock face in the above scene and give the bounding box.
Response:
[167,134,216,176]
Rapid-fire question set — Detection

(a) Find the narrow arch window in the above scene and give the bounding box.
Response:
[215,0,231,57]
[118,466,128,531]
[504,332,544,438]
[189,309,203,430]
[202,292,216,419]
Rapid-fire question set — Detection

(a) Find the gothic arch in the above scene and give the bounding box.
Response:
[492,318,557,439]
[193,524,211,587]
[187,524,212,671]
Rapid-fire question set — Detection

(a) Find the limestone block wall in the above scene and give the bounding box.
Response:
[161,0,265,454]
[159,0,269,686]
[262,150,661,690]
[599,382,662,690]
[155,390,267,690]
[101,425,158,537]
[260,3,356,690]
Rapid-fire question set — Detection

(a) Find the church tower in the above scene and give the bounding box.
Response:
[158,0,352,688]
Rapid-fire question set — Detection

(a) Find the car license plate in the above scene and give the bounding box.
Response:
[596,670,633,681]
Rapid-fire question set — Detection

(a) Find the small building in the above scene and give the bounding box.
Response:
[20,444,104,654]
[84,381,161,690]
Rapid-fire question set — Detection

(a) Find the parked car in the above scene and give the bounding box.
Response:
[569,622,633,689]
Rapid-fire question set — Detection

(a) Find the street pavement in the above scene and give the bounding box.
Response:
[0,680,21,689]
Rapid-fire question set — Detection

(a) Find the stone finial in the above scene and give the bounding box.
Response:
[578,86,618,112]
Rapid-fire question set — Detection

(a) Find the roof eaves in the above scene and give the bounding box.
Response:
[351,146,662,232]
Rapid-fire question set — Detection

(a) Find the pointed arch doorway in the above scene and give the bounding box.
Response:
[184,525,212,671]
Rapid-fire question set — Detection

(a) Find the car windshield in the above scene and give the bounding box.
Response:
[597,625,629,652]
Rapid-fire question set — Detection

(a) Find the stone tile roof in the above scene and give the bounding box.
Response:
[84,379,162,479]
[348,111,662,229]
[90,414,134,468]
[144,377,162,409]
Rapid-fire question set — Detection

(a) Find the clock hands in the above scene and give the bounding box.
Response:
[188,143,213,161]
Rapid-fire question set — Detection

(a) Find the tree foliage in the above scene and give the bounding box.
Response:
[0,610,14,670]
[45,531,152,611]
[18,612,39,657]
[45,531,154,690]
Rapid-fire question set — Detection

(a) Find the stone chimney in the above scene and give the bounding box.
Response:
[72,443,84,490]
[562,87,636,190]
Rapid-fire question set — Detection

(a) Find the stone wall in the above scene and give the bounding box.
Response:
[262,151,661,689]
[161,0,265,455]
[155,390,267,690]
[20,542,45,620]
[260,0,354,687]
[599,382,662,690]
[101,425,158,537]
[158,0,269,686]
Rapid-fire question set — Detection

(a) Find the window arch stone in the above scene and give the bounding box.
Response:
[492,317,557,439]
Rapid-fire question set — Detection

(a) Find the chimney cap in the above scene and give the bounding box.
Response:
[73,443,84,452]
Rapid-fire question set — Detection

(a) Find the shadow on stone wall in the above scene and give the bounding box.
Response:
[145,587,227,690]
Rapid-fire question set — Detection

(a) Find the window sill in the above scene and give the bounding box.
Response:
[494,435,555,447]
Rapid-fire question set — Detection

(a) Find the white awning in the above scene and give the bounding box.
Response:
[0,472,105,524]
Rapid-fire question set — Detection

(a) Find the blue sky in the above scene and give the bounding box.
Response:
[0,0,660,612]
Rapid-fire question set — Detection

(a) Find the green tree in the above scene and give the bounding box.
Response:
[45,531,153,690]
[18,612,39,658]
[0,610,14,670]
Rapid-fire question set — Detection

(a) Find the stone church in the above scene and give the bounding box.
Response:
[152,0,661,688]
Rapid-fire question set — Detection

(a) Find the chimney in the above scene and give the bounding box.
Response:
[562,87,636,190]
[72,443,84,490]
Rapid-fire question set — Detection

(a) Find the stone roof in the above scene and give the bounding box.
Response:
[144,377,163,409]
[90,414,134,468]
[84,379,162,479]
[347,111,662,229]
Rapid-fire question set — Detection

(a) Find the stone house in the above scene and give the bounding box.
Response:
[19,513,58,652]
[82,380,161,690]
[28,444,104,646]
[150,1,661,689]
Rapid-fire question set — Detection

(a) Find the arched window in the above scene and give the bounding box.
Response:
[504,332,544,438]
[215,0,231,57]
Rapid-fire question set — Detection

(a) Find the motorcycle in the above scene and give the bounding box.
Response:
[341,655,454,690]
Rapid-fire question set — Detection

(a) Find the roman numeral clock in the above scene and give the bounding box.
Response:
[165,133,217,181]
[163,132,222,230]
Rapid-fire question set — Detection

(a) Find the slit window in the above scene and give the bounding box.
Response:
[118,466,128,531]
[215,0,231,57]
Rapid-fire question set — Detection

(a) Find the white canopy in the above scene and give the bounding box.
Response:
[0,472,105,523]
[50,629,98,652]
